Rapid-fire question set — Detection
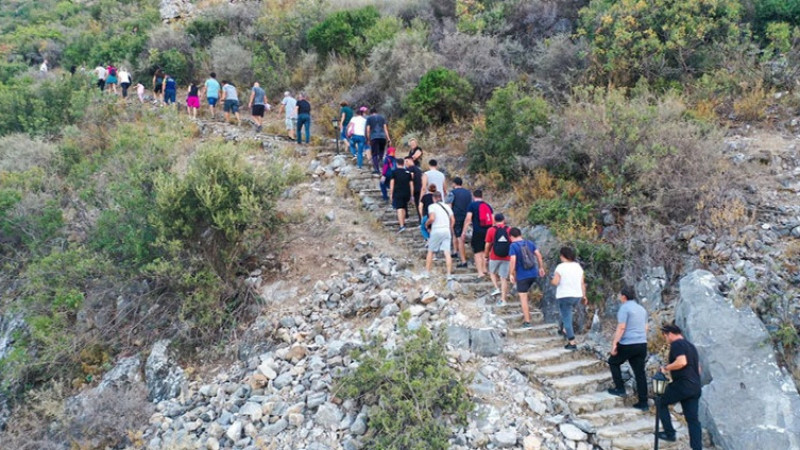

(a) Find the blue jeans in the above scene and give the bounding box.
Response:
[380,177,389,200]
[164,89,176,104]
[296,113,310,143]
[558,297,581,340]
[350,135,366,168]
[420,215,429,240]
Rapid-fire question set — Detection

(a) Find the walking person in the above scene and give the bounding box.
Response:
[485,214,512,304]
[279,91,297,140]
[94,64,107,92]
[418,184,437,241]
[379,147,398,202]
[348,107,368,168]
[40,59,48,73]
[447,177,472,268]
[366,107,391,174]
[422,159,446,197]
[407,138,423,167]
[551,246,587,349]
[186,81,200,118]
[249,82,267,132]
[407,155,423,220]
[221,80,241,124]
[508,228,545,328]
[464,190,493,278]
[657,324,702,449]
[163,73,177,105]
[607,286,650,411]
[295,93,311,144]
[118,67,132,98]
[106,63,118,95]
[152,68,164,102]
[136,82,145,103]
[339,101,353,144]
[425,191,455,277]
[202,72,221,118]
[389,157,414,232]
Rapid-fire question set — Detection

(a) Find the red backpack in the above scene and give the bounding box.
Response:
[478,202,493,227]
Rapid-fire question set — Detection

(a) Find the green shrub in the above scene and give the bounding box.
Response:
[306,6,381,58]
[467,81,550,182]
[528,195,595,232]
[402,68,473,128]
[186,17,228,47]
[337,313,473,450]
[572,239,623,304]
[754,0,800,34]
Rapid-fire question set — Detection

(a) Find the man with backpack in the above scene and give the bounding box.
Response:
[379,147,398,202]
[484,213,512,304]
[389,157,414,233]
[426,191,455,277]
[446,177,472,268]
[509,227,546,328]
[465,190,494,278]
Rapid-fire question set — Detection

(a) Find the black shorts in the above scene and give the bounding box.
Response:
[392,194,410,210]
[252,104,265,117]
[471,229,487,253]
[454,220,465,238]
[517,277,538,293]
[154,84,163,94]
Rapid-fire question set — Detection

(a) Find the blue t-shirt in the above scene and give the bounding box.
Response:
[617,300,647,345]
[205,78,221,98]
[510,240,538,280]
[466,200,492,232]
[366,114,387,139]
[447,187,472,221]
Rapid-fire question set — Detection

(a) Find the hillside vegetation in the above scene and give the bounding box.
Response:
[0,0,799,446]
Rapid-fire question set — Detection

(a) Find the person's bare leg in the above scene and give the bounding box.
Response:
[474,252,485,276]
[398,209,406,228]
[445,251,453,276]
[489,271,499,290]
[426,251,433,272]
[458,235,467,263]
[501,277,508,303]
[519,292,531,323]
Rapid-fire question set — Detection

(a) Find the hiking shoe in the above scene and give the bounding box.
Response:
[490,288,501,296]
[564,343,577,350]
[607,387,627,397]
[256,125,262,132]
[521,322,532,329]
[456,262,468,268]
[656,431,676,442]
[451,252,459,258]
[398,226,406,233]
[496,300,506,307]
[632,402,649,411]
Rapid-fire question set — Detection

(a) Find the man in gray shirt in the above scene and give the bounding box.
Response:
[607,285,649,411]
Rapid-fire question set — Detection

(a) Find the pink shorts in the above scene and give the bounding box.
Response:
[187,96,200,108]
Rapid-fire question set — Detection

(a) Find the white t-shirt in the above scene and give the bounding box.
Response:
[424,169,445,195]
[428,202,453,230]
[118,70,131,84]
[349,115,367,136]
[281,96,297,118]
[554,261,584,299]
[94,66,107,80]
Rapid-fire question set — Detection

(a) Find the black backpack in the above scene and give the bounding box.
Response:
[493,226,510,257]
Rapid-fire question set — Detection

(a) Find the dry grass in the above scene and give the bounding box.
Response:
[733,81,770,122]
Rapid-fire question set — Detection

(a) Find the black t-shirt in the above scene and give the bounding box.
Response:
[189,84,199,97]
[669,338,701,396]
[421,193,434,217]
[408,165,423,192]
[408,147,423,166]
[297,99,311,114]
[450,187,472,220]
[391,169,412,197]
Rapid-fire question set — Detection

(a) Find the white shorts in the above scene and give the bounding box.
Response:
[285,117,296,130]
[428,228,451,253]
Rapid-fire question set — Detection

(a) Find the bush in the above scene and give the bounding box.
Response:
[209,36,253,85]
[438,32,514,99]
[467,82,550,182]
[505,34,588,97]
[185,17,228,47]
[306,6,381,58]
[754,0,800,35]
[337,314,473,450]
[0,74,93,137]
[402,68,473,128]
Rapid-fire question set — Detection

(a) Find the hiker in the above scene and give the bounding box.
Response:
[657,323,702,449]
[249,82,267,132]
[348,107,368,168]
[136,82,145,103]
[202,72,221,118]
[379,147,398,202]
[509,228,545,328]
[426,191,455,276]
[94,64,107,92]
[366,107,391,174]
[389,157,414,232]
[40,59,48,73]
[464,190,493,277]
[295,92,311,144]
[118,68,132,98]
[106,63,118,94]
[339,101,353,143]
[418,184,437,241]
[551,246,587,349]
[279,91,297,140]
[607,286,649,411]
[407,138,423,167]
[186,81,200,118]
[221,80,241,124]
[485,213,511,304]
[422,159,446,197]
[407,155,423,220]
[447,177,472,268]
[152,68,164,101]
[163,73,177,105]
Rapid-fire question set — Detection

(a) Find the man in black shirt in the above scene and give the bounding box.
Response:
[295,93,311,144]
[389,157,414,233]
[657,323,702,449]
[447,177,472,268]
[406,157,423,220]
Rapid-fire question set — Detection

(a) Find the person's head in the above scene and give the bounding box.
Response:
[660,323,684,343]
[509,227,523,242]
[619,285,636,303]
[433,191,443,201]
[284,90,290,97]
[370,107,378,114]
[210,72,216,78]
[298,92,306,100]
[409,138,418,149]
[453,177,463,187]
[428,184,437,193]
[559,246,576,262]
[340,100,348,107]
[253,81,260,88]
[429,159,438,168]
[473,189,483,199]
[222,80,229,86]
[358,106,368,115]
[404,156,414,168]
[494,213,505,224]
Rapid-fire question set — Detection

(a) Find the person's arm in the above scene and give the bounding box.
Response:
[339,111,345,129]
[411,148,422,161]
[426,210,435,228]
[248,90,254,109]
[449,208,455,231]
[295,104,300,116]
[221,89,226,101]
[611,318,626,356]
[662,355,688,372]
[464,212,473,232]
[366,123,371,142]
[152,75,156,90]
[421,173,428,191]
[418,198,424,217]
[389,178,395,200]
[409,180,414,199]
[535,249,545,278]
[509,255,517,283]
[551,269,561,286]
[581,273,588,305]
[484,229,493,259]
[384,124,391,144]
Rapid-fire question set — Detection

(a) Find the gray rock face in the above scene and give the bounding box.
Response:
[159,0,194,21]
[446,325,504,357]
[677,270,800,450]
[145,340,185,402]
[635,266,666,312]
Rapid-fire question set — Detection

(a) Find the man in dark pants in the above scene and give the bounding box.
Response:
[657,323,702,449]
[607,286,649,411]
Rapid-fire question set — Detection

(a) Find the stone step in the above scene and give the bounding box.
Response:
[568,391,626,414]
[579,407,649,428]
[496,311,546,325]
[508,323,559,339]
[606,433,686,450]
[383,220,420,227]
[596,417,668,440]
[531,358,606,378]
[547,371,613,396]
[512,345,582,366]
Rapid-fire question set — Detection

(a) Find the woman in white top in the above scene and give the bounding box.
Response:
[551,246,587,349]
[348,107,368,169]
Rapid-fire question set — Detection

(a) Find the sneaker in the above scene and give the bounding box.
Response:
[456,262,468,268]
[521,322,532,329]
[451,252,459,258]
[607,387,627,397]
[256,125,262,132]
[496,300,506,307]
[490,288,501,296]
[397,226,406,233]
[656,431,676,442]
[564,343,577,350]
[632,402,649,411]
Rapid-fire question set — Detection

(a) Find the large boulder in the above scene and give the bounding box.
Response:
[145,339,186,402]
[677,270,800,450]
[159,0,194,21]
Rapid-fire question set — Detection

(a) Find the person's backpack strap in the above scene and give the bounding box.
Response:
[437,202,452,218]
